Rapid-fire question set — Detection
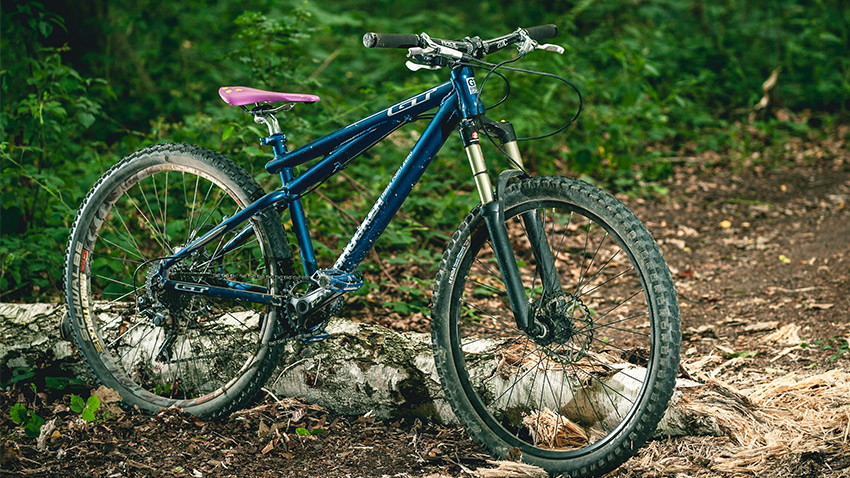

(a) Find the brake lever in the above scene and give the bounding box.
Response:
[536,43,565,54]
[405,61,441,71]
[406,46,446,71]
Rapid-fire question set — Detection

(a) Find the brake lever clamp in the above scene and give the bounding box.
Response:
[419,33,464,60]
[515,28,537,58]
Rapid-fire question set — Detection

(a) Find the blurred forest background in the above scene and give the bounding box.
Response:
[1,0,848,304]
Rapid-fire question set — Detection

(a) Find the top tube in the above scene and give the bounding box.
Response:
[264,65,484,176]
[264,81,455,174]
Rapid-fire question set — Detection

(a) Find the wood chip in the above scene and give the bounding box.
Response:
[261,440,275,455]
[769,346,799,362]
[760,323,801,345]
[476,460,548,478]
[805,302,834,310]
[742,321,778,333]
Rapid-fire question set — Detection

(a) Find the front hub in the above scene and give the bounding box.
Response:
[530,293,593,364]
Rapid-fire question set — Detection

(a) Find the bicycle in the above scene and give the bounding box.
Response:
[63,24,681,476]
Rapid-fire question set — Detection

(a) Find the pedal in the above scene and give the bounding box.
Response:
[311,269,363,293]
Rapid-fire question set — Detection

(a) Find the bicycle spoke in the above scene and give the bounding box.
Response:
[573,232,608,296]
[135,181,169,251]
[576,249,623,297]
[578,264,633,298]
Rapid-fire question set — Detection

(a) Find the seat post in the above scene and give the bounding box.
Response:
[254,112,282,135]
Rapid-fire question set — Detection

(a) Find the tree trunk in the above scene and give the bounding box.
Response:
[1,303,728,439]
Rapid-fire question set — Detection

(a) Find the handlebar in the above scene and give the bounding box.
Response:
[362,24,559,59]
[525,24,559,42]
[362,33,422,49]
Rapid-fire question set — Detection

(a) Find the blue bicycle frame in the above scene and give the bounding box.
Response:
[159,67,485,307]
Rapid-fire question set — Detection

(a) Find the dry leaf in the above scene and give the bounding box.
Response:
[92,385,122,404]
[762,68,780,91]
[676,267,696,279]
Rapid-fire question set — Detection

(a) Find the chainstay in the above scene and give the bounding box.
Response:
[151,271,323,365]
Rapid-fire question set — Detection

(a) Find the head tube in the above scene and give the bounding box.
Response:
[451,66,484,118]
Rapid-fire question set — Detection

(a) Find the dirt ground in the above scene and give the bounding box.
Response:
[2,128,849,477]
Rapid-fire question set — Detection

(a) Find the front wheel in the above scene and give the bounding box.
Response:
[431,176,681,476]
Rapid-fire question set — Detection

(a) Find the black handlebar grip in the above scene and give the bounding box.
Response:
[525,24,559,41]
[363,32,422,49]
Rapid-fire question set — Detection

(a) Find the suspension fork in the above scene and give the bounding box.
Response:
[463,118,563,332]
[483,117,563,301]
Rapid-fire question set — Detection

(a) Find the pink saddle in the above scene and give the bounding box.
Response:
[218,86,320,106]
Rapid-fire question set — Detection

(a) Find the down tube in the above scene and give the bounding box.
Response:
[334,94,460,272]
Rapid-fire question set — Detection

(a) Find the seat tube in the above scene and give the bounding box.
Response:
[281,168,318,276]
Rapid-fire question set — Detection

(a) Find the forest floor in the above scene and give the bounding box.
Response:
[2,128,849,477]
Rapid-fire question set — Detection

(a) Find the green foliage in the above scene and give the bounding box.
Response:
[1,2,113,299]
[233,6,317,90]
[2,367,37,387]
[69,393,101,422]
[295,426,326,436]
[9,403,45,438]
[1,0,848,300]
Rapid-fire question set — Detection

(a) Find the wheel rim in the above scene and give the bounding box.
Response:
[77,162,278,407]
[449,198,658,458]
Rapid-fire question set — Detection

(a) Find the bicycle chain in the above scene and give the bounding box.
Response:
[146,270,335,365]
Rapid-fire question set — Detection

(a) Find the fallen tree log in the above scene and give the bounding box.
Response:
[1,302,722,437]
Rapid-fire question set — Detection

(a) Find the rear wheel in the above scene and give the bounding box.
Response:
[64,143,294,418]
[432,176,680,476]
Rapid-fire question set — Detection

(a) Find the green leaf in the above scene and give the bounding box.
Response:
[819,32,842,44]
[10,403,27,424]
[45,376,84,390]
[77,112,96,129]
[222,125,235,141]
[23,414,45,438]
[295,427,310,436]
[70,394,85,413]
[6,367,35,386]
[81,408,95,422]
[86,395,101,413]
